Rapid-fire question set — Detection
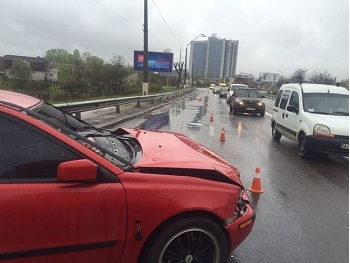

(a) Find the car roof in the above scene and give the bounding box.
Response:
[230,84,248,87]
[0,90,41,109]
[281,83,349,95]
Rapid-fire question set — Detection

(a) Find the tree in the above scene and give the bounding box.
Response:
[108,56,130,95]
[72,49,87,97]
[10,58,32,89]
[339,79,349,89]
[308,70,335,85]
[45,48,74,64]
[85,55,105,96]
[173,62,184,88]
[290,68,308,83]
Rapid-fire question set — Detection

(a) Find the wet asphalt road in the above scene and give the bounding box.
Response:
[102,88,349,263]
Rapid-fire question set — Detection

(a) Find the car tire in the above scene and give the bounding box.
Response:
[260,111,265,117]
[142,217,229,263]
[299,133,312,159]
[272,122,282,140]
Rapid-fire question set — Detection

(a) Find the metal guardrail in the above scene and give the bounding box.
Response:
[55,88,193,119]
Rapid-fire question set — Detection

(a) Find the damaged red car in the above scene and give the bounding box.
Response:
[0,90,255,263]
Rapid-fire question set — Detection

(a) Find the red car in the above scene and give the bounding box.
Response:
[0,90,255,263]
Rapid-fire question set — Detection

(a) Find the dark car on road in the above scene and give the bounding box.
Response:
[0,90,255,263]
[219,87,228,98]
[229,88,265,117]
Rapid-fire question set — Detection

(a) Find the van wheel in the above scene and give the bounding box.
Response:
[299,134,312,158]
[272,122,281,140]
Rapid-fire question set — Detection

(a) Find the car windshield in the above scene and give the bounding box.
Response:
[236,89,260,98]
[34,102,140,169]
[303,93,349,115]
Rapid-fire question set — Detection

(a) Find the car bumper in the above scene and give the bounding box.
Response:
[235,105,265,113]
[306,135,349,156]
[225,195,255,252]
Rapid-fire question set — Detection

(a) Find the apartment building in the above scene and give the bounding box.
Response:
[189,34,239,82]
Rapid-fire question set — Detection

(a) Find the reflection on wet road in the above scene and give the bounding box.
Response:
[124,88,349,263]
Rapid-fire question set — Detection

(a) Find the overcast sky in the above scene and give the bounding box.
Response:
[1,0,349,80]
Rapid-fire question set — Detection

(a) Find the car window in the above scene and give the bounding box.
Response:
[279,90,291,110]
[288,91,299,109]
[0,115,81,181]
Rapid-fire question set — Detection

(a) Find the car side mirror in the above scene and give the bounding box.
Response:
[287,105,299,114]
[57,159,97,182]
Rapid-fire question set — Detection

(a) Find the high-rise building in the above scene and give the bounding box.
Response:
[189,34,239,82]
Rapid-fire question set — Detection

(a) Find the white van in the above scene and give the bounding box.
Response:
[271,83,349,158]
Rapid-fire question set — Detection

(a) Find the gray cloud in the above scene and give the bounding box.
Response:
[1,0,348,80]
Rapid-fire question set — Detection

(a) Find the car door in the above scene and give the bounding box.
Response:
[276,89,300,141]
[0,114,127,263]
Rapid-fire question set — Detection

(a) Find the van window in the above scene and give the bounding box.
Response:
[303,93,349,115]
[288,91,299,109]
[279,90,291,110]
[274,90,283,107]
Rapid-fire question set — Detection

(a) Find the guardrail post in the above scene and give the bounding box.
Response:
[116,105,120,113]
[137,101,141,107]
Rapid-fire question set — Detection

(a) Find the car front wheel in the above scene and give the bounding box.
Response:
[299,133,312,158]
[142,217,229,263]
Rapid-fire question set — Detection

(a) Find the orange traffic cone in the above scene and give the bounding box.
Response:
[210,113,214,122]
[219,128,226,141]
[248,167,264,193]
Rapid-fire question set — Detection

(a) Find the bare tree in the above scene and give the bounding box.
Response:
[173,62,184,88]
[290,68,308,83]
[308,70,335,85]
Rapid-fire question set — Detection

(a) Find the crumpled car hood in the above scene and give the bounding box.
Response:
[122,128,243,186]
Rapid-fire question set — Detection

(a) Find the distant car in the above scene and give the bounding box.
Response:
[229,88,265,117]
[0,90,255,263]
[271,83,349,158]
[209,83,216,90]
[213,86,221,93]
[219,87,228,98]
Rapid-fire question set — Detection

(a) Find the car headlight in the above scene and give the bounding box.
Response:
[258,101,265,106]
[313,124,334,138]
[236,99,243,105]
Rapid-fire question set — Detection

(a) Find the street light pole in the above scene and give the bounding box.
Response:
[142,0,148,96]
[183,34,205,87]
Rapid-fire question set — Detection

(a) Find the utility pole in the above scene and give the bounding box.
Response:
[142,0,148,96]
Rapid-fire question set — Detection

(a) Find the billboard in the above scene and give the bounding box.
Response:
[134,51,174,73]
[261,73,279,83]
